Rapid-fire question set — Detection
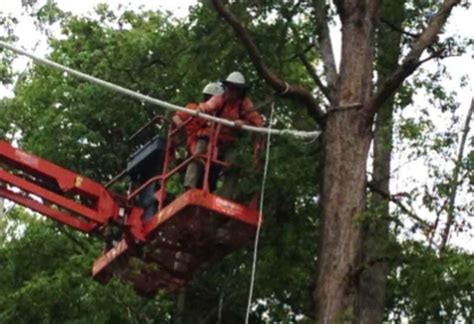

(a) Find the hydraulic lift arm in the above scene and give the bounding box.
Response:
[0,121,260,295]
[0,140,125,234]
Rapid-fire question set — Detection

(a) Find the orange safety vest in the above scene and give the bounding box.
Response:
[174,103,206,152]
[199,95,263,144]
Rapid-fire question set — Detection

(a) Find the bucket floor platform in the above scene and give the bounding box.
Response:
[92,189,260,296]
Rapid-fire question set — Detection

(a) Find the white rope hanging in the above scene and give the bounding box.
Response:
[0,40,322,140]
[244,103,274,323]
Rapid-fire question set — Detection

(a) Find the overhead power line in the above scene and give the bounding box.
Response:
[0,40,322,140]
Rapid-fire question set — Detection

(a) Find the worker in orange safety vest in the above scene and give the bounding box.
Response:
[172,82,224,189]
[189,71,264,198]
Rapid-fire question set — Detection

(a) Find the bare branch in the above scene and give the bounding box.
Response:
[371,0,462,112]
[418,51,443,65]
[380,17,420,39]
[367,182,432,231]
[298,53,331,101]
[209,0,326,127]
[283,44,314,62]
[311,0,338,95]
[440,97,474,251]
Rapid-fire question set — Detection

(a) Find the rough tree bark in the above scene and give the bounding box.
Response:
[317,1,460,321]
[315,1,379,322]
[357,2,405,323]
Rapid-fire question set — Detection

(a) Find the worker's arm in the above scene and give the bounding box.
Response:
[241,99,265,164]
[197,95,224,114]
[172,114,184,127]
[173,103,197,127]
[241,99,264,127]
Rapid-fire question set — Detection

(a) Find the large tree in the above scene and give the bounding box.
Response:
[207,0,466,322]
[1,1,473,323]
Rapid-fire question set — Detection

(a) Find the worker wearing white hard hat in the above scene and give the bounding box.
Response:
[202,82,224,98]
[172,81,224,150]
[170,82,223,190]
[187,72,263,198]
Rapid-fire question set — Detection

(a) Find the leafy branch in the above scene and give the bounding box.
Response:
[208,0,326,127]
[371,0,462,113]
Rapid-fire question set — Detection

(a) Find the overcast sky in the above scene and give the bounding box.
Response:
[0,0,472,250]
[1,0,472,100]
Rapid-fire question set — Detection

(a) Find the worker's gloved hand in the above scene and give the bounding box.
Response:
[234,120,245,129]
[172,115,184,128]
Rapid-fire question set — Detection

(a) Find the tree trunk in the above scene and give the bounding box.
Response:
[208,0,461,322]
[315,2,379,322]
[357,2,405,323]
[357,98,393,323]
[174,288,186,324]
[316,112,372,322]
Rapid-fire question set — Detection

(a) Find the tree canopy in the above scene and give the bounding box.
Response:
[0,1,473,323]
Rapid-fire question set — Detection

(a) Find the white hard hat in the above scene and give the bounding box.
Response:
[202,82,224,96]
[223,71,247,88]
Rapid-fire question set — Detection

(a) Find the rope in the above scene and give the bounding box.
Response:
[0,40,321,140]
[244,103,274,323]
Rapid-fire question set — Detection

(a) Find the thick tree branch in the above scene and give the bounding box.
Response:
[371,0,461,112]
[298,53,331,101]
[311,0,338,96]
[209,0,326,127]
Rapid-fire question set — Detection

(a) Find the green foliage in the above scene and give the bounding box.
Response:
[0,14,17,85]
[0,209,173,323]
[386,242,474,322]
[6,9,191,180]
[0,1,472,322]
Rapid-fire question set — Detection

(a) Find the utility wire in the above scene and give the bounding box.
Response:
[0,40,321,140]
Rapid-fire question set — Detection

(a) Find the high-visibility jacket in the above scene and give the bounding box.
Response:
[174,103,204,152]
[198,95,263,143]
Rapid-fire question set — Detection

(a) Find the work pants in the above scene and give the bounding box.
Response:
[184,139,237,198]
[184,138,208,189]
